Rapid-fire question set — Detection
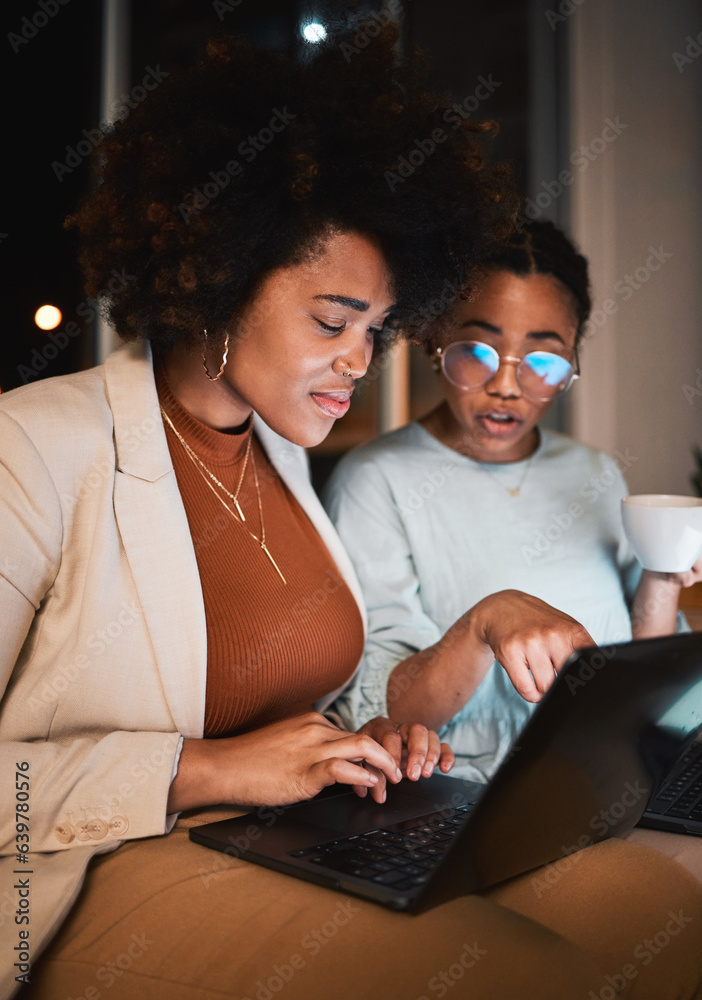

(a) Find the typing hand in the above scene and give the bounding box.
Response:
[352,717,454,802]
[167,712,405,813]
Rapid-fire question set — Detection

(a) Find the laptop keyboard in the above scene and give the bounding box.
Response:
[649,741,702,822]
[288,805,471,892]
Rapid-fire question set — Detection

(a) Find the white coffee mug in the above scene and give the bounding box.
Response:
[621,494,702,573]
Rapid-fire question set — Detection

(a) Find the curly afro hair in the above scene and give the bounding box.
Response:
[67,26,518,353]
[480,220,592,343]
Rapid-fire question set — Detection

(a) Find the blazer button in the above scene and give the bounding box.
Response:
[55,823,75,845]
[75,820,91,842]
[87,818,109,840]
[109,815,130,837]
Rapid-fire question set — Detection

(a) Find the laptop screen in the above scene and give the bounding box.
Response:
[657,676,702,736]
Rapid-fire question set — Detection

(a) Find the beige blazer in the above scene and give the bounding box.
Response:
[0,341,367,999]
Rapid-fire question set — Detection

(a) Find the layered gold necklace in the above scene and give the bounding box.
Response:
[160,406,287,584]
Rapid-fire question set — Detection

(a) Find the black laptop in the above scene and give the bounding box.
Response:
[190,632,702,913]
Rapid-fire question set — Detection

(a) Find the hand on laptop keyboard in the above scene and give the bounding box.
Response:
[354,717,455,801]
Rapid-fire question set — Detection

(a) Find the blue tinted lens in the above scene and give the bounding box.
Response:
[470,342,499,369]
[520,352,573,393]
[442,341,499,388]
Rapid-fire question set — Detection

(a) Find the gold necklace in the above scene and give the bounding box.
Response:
[160,407,287,584]
[481,454,534,498]
[160,407,251,521]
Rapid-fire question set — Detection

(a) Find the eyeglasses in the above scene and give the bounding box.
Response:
[435,340,580,401]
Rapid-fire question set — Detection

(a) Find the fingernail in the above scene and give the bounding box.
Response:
[395,767,402,781]
[369,773,379,784]
[381,789,387,803]
[409,764,420,780]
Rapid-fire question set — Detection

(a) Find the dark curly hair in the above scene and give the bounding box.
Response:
[480,219,591,343]
[66,27,517,353]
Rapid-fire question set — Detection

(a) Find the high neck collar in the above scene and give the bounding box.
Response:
[155,357,252,466]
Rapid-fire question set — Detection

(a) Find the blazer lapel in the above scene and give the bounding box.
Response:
[105,342,207,738]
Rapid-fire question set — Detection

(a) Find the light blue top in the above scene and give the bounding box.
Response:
[324,423,665,782]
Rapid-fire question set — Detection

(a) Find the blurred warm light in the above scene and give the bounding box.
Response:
[301,22,326,43]
[35,305,62,330]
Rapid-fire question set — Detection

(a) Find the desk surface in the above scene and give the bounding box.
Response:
[680,581,702,631]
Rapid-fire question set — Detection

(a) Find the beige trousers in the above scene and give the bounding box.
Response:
[21,808,702,1000]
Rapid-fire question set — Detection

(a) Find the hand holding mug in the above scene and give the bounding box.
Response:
[644,556,702,589]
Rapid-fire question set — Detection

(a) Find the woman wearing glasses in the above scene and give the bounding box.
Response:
[325,221,701,781]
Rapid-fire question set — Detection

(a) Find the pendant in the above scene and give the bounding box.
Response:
[261,543,287,584]
[233,498,245,521]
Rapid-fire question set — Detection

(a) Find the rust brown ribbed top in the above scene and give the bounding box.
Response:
[155,363,364,738]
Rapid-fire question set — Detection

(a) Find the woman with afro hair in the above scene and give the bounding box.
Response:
[1,27,701,1000]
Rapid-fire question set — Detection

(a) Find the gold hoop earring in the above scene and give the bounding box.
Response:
[202,329,230,381]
